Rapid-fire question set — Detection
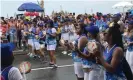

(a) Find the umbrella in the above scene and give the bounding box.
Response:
[18,2,44,12]
[112,1,133,8]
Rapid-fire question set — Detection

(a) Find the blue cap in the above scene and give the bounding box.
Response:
[28,21,32,24]
[112,13,121,18]
[128,14,133,18]
[1,43,15,58]
[103,15,107,18]
[116,13,121,17]
[129,20,133,25]
[85,26,99,35]
[38,23,43,27]
[24,21,28,25]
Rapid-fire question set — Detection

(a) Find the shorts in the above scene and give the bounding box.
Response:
[74,62,84,78]
[47,44,56,50]
[32,41,40,50]
[28,39,40,50]
[28,39,33,46]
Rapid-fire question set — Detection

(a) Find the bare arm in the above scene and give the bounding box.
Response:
[99,47,123,73]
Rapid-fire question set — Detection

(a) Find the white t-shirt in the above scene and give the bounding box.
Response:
[8,67,23,80]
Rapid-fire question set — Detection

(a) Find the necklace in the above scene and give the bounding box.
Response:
[107,44,116,53]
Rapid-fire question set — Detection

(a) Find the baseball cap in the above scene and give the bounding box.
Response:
[1,43,15,58]
[128,20,133,25]
[85,26,99,35]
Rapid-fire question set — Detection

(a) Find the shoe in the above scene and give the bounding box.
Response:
[27,53,31,56]
[68,53,72,56]
[49,62,54,66]
[62,51,67,55]
[53,64,58,68]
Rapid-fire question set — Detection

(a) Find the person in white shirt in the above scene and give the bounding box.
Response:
[1,43,23,80]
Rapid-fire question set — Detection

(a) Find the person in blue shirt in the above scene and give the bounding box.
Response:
[53,18,58,29]
[77,25,104,80]
[9,22,17,48]
[126,20,133,73]
[27,22,36,57]
[95,16,103,30]
[99,15,108,32]
[94,25,126,80]
[69,22,87,80]
[46,22,57,68]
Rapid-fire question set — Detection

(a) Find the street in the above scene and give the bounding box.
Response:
[13,49,76,80]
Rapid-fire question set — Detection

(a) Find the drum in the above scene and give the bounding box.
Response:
[60,38,65,44]
[19,61,31,74]
[43,31,46,35]
[35,35,39,40]
[87,41,97,53]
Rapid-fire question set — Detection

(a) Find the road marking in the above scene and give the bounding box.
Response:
[31,64,74,71]
[13,50,23,52]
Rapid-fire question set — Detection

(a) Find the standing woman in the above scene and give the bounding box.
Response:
[9,21,17,46]
[77,25,103,80]
[69,23,87,80]
[126,20,133,72]
[17,22,22,49]
[95,25,126,80]
[46,22,57,68]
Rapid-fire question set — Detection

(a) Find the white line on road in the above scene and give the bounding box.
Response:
[31,64,74,71]
[13,50,23,52]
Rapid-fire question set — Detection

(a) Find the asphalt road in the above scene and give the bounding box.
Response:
[13,48,104,80]
[13,49,76,80]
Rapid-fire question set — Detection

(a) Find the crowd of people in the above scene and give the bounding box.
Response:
[1,11,133,80]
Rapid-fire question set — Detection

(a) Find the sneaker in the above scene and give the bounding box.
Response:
[29,53,33,57]
[49,62,54,66]
[68,53,72,56]
[53,64,58,68]
[27,53,31,56]
[62,51,67,55]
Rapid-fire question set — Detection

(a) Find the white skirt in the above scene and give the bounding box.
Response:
[28,39,33,46]
[47,44,56,50]
[74,62,84,78]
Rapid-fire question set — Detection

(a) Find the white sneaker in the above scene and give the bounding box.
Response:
[68,53,72,56]
[27,53,31,56]
[62,51,67,55]
[53,64,58,68]
[29,53,33,58]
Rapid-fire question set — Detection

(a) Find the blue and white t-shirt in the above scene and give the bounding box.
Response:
[46,28,57,45]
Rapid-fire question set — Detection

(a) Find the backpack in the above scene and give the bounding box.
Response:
[1,66,13,80]
[122,57,133,80]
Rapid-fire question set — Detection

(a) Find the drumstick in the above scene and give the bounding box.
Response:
[22,64,27,80]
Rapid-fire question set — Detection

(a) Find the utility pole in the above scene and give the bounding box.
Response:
[40,0,44,16]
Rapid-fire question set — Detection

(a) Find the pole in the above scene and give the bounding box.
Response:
[37,0,40,5]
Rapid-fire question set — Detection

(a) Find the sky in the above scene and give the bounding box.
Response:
[0,0,133,17]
